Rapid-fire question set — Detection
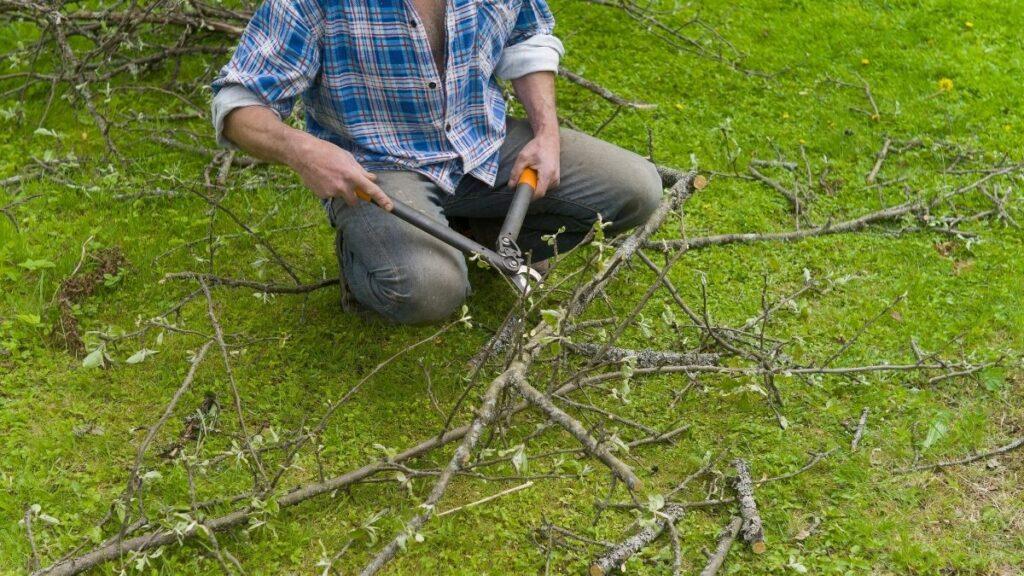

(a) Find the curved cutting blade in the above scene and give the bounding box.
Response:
[510,266,544,295]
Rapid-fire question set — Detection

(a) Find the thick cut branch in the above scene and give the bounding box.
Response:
[731,458,766,553]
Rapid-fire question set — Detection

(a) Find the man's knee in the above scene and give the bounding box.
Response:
[379,253,469,325]
[600,156,663,233]
[629,160,663,223]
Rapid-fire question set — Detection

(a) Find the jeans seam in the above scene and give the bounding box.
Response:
[344,204,407,308]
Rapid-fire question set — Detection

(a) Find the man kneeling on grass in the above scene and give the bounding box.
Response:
[213,0,661,324]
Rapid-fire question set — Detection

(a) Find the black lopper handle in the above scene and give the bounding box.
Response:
[497,167,538,249]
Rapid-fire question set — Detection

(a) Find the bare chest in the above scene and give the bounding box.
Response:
[409,0,448,74]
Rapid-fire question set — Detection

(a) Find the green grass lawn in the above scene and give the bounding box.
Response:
[2,0,1023,574]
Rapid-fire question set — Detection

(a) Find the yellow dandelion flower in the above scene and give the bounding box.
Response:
[782,112,790,120]
[674,103,685,111]
[965,21,974,29]
[860,58,870,66]
[938,78,954,92]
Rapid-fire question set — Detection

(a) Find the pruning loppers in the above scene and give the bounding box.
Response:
[356,167,545,295]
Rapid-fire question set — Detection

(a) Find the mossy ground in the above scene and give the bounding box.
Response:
[2,0,1023,574]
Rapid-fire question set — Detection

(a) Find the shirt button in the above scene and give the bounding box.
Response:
[428,81,437,89]
[409,19,417,27]
[445,123,452,132]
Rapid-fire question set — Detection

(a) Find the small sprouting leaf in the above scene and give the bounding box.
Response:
[38,513,60,525]
[125,348,157,364]
[788,556,809,574]
[646,493,665,513]
[511,444,528,473]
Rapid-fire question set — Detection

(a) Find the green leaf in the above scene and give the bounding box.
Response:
[102,271,124,288]
[18,258,55,271]
[922,418,949,451]
[33,127,62,138]
[82,347,105,369]
[540,309,563,329]
[15,313,42,328]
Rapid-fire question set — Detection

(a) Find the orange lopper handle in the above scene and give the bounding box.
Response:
[518,167,538,190]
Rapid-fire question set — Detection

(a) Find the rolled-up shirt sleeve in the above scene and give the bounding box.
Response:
[210,0,321,147]
[494,0,564,81]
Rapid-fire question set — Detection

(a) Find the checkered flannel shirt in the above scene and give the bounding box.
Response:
[212,0,563,193]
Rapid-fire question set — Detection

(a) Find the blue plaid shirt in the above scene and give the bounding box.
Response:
[213,0,557,193]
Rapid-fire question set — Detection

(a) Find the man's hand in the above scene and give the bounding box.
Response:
[221,105,393,211]
[509,131,560,199]
[291,137,393,210]
[509,71,560,199]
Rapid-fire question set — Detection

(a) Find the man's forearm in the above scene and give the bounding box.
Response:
[220,104,392,209]
[222,105,319,170]
[511,71,558,139]
[508,71,560,195]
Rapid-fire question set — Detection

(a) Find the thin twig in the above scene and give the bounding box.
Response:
[851,408,869,451]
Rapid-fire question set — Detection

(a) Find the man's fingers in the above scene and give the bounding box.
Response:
[508,156,530,189]
[340,188,360,206]
[534,168,559,199]
[533,174,549,199]
[356,176,392,211]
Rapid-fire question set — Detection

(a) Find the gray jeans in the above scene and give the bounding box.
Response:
[330,118,662,325]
